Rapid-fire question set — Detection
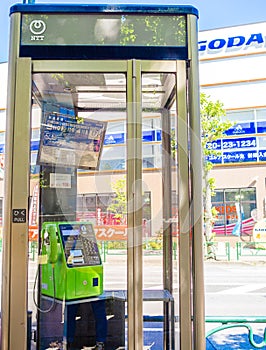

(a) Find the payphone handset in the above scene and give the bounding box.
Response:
[41,221,103,301]
[41,224,58,265]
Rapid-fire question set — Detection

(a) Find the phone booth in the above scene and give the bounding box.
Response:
[2,3,205,350]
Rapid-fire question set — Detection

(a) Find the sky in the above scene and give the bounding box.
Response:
[1,0,266,62]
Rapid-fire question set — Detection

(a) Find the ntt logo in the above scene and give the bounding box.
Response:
[29,20,46,41]
[199,33,265,53]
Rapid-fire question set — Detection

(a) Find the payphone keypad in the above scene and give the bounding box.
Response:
[59,223,101,267]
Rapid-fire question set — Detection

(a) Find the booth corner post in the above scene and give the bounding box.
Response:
[188,12,206,350]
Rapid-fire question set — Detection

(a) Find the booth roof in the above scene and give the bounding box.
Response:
[10,3,198,17]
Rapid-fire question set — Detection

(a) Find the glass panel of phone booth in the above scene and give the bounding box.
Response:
[29,71,127,349]
[141,72,178,349]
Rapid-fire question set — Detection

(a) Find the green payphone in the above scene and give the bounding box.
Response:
[41,221,103,300]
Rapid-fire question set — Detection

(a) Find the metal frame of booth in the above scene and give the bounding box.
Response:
[2,4,204,350]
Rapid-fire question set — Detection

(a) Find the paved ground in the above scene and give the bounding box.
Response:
[28,251,266,349]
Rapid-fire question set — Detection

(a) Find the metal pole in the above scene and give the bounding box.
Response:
[177,60,193,350]
[162,108,173,349]
[127,59,143,350]
[187,14,206,350]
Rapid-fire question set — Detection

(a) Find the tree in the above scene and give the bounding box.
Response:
[200,92,233,258]
[107,176,127,224]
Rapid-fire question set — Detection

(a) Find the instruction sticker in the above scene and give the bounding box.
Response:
[12,209,27,223]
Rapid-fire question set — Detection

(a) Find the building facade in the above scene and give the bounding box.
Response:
[199,22,266,238]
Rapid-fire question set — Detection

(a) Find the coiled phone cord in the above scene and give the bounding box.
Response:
[33,263,56,313]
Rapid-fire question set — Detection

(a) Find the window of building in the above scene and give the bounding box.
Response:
[107,120,125,133]
[31,128,40,140]
[225,110,254,123]
[256,109,266,121]
[212,187,256,237]
[77,191,152,235]
[100,145,126,171]
[0,132,5,144]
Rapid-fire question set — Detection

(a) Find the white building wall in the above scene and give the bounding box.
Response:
[0,63,8,110]
[200,55,266,86]
[201,82,266,110]
[199,22,266,110]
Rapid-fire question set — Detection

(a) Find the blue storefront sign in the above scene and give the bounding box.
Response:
[156,130,162,142]
[206,139,222,151]
[257,121,266,134]
[104,129,157,145]
[31,140,40,151]
[104,133,125,145]
[258,149,266,161]
[224,122,256,136]
[198,33,265,53]
[221,136,257,149]
[142,130,156,142]
[206,153,222,164]
[223,150,258,163]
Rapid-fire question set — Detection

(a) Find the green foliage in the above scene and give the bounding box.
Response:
[143,234,163,250]
[107,177,127,221]
[200,92,234,173]
[120,21,137,45]
[201,92,233,161]
[170,93,232,245]
[171,129,177,159]
[39,171,48,188]
[119,15,186,46]
[106,241,127,250]
[200,93,234,246]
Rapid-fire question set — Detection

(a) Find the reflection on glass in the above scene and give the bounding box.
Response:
[22,14,186,47]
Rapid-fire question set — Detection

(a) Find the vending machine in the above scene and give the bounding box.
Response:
[40,221,103,300]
